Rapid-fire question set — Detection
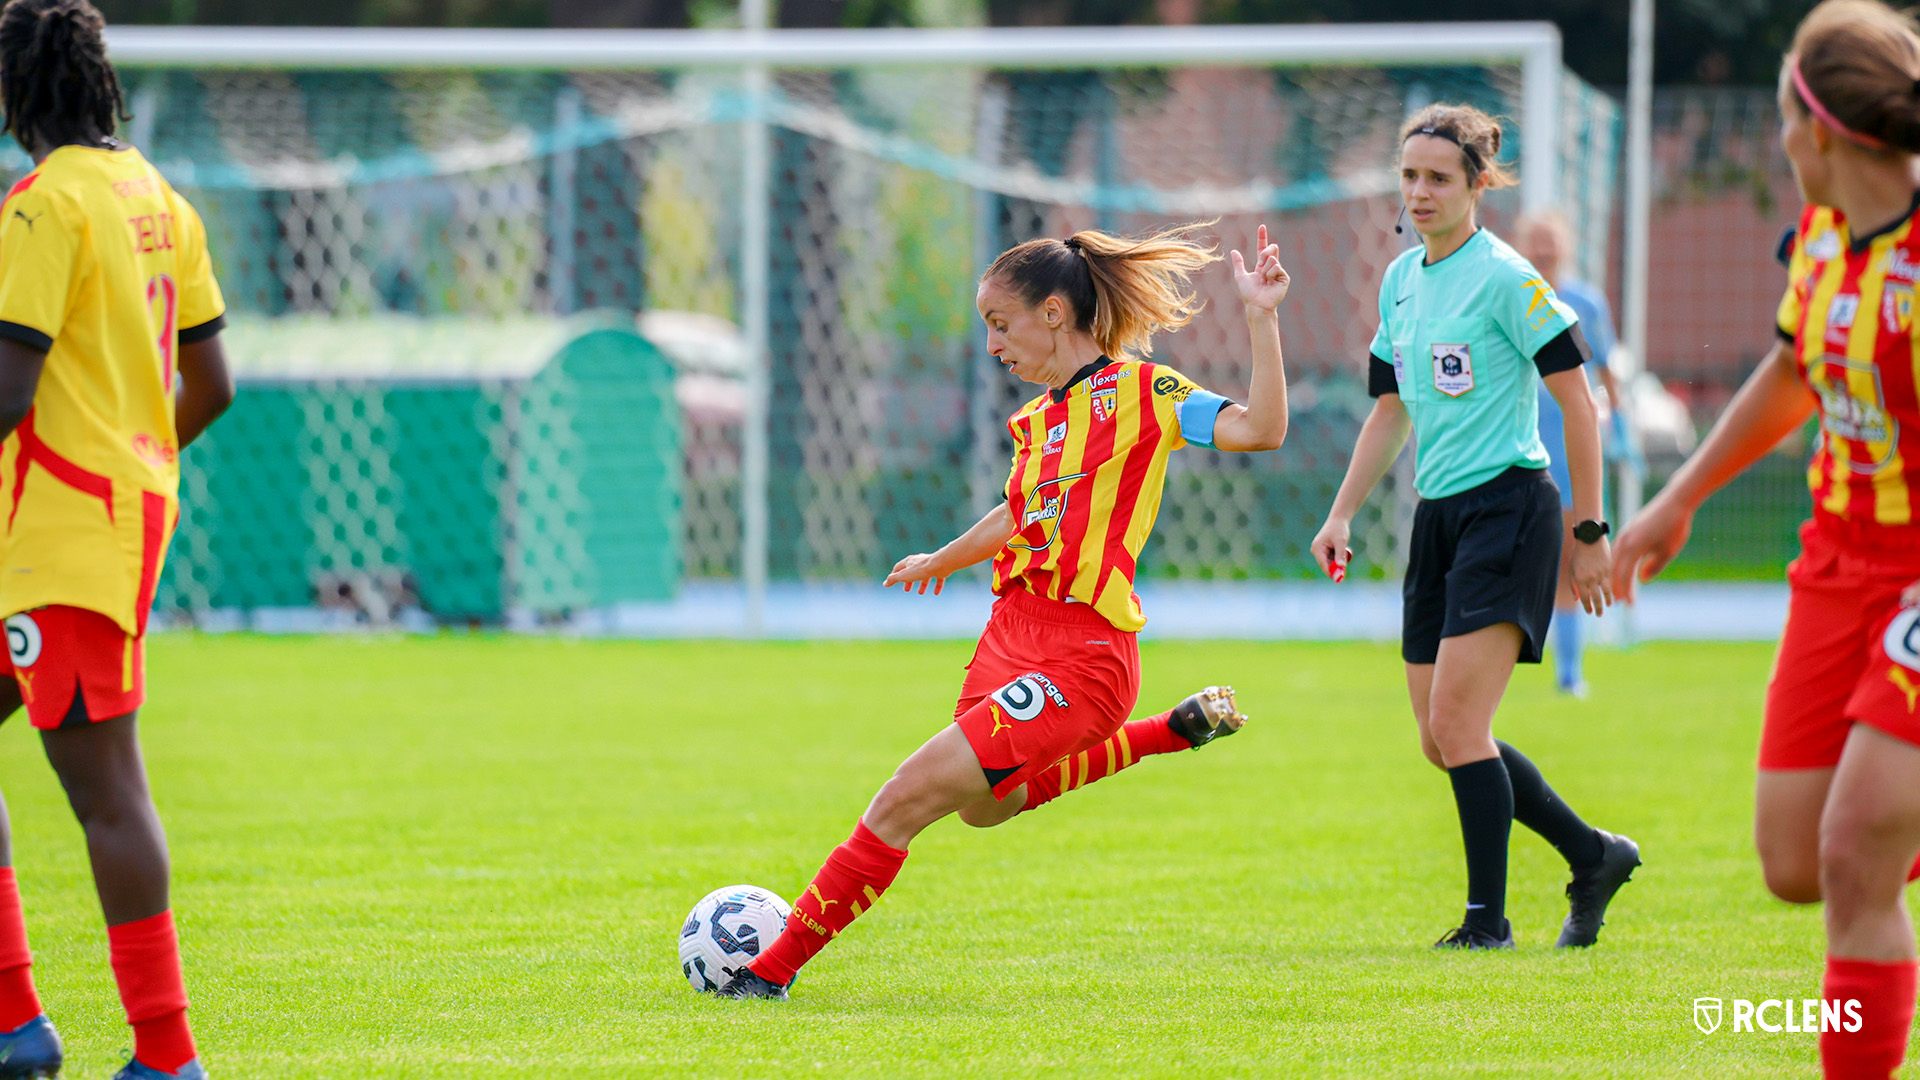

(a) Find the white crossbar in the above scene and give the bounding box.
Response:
[102,22,1558,71]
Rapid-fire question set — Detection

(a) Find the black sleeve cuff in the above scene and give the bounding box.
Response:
[1776,226,1798,268]
[0,321,52,353]
[1368,354,1398,398]
[178,313,225,345]
[1532,324,1591,378]
[1777,322,1796,344]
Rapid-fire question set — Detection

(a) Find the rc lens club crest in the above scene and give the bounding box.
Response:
[1695,998,1723,1035]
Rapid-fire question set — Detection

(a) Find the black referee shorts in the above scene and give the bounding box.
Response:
[1402,466,1562,666]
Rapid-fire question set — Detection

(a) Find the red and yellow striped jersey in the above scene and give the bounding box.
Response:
[0,145,225,634]
[991,358,1228,632]
[1777,200,1920,531]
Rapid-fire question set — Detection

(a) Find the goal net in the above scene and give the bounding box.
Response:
[53,24,1619,631]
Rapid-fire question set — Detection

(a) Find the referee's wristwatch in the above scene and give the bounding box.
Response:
[1572,519,1611,545]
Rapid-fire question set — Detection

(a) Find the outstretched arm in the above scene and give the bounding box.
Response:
[1311,394,1412,578]
[1212,224,1290,453]
[1611,338,1814,599]
[882,502,1018,595]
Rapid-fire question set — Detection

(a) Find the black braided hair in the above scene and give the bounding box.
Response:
[0,0,126,154]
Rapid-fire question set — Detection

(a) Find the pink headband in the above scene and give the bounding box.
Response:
[1792,56,1891,151]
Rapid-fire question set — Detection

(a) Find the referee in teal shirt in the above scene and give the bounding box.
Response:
[1312,103,1641,950]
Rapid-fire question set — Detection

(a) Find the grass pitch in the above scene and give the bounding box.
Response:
[0,634,1886,1078]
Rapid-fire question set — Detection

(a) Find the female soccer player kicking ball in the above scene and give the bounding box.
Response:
[1311,103,1639,951]
[717,223,1289,999]
[0,0,233,1075]
[1614,3,1920,1075]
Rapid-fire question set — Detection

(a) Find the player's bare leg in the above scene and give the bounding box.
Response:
[862,724,996,848]
[42,714,198,1076]
[1757,767,1836,904]
[718,725,990,999]
[963,687,1249,826]
[726,688,1252,998]
[0,677,20,867]
[1818,724,1920,1079]
[956,785,1026,829]
[41,714,169,925]
[1753,763,1920,906]
[0,673,23,880]
[0,677,56,1077]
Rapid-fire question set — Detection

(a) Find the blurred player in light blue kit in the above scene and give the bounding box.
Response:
[1515,210,1638,697]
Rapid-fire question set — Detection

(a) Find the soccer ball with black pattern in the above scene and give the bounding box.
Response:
[678,885,792,993]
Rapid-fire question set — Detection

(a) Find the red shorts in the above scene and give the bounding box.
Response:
[953,587,1141,800]
[0,606,145,730]
[1761,517,1920,770]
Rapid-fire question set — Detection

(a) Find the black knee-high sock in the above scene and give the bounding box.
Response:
[1498,741,1604,869]
[1447,756,1513,935]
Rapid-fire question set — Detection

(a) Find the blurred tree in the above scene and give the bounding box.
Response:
[94,0,1822,88]
[1210,0,1818,87]
[547,0,689,27]
[95,0,546,26]
[986,0,1150,26]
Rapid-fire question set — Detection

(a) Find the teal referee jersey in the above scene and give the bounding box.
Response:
[1367,228,1584,499]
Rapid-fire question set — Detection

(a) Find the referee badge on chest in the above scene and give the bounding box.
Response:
[1431,343,1473,398]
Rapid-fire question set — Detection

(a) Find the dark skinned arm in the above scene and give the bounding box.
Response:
[0,338,47,441]
[174,333,234,448]
[0,334,233,449]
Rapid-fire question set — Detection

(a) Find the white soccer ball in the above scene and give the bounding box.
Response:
[678,884,792,993]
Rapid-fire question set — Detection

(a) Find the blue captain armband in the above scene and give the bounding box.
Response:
[1176,388,1233,449]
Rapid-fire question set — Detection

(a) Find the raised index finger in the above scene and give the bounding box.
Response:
[1258,224,1268,252]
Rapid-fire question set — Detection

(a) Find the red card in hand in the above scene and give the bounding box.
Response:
[1329,548,1352,583]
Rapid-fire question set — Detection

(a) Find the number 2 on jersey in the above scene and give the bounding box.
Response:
[146,273,177,392]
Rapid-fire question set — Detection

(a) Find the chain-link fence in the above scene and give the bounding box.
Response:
[26,29,1624,627]
[1637,86,1809,581]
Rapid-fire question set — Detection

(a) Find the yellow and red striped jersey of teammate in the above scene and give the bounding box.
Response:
[1777,199,1920,530]
[992,358,1225,632]
[0,144,224,639]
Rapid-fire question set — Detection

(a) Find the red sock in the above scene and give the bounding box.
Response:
[107,911,195,1073]
[0,868,39,1032]
[1018,712,1189,815]
[749,821,907,985]
[1822,956,1918,1080]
